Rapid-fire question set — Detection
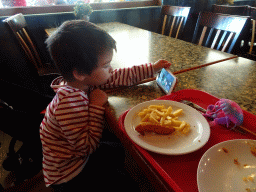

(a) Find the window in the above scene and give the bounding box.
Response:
[0,0,159,16]
[0,0,155,8]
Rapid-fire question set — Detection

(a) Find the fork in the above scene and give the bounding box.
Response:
[180,100,206,113]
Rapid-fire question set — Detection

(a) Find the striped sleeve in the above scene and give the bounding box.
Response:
[99,63,154,89]
[55,91,105,155]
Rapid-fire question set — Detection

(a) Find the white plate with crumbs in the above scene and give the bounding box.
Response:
[124,100,210,155]
[197,139,256,192]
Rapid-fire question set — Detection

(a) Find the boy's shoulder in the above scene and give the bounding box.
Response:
[57,86,81,96]
[51,76,87,100]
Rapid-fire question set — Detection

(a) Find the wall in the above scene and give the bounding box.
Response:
[90,6,161,32]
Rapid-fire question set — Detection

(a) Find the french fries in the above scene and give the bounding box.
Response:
[135,104,190,135]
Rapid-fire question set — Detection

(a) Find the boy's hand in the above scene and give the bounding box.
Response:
[153,59,172,73]
[89,89,108,107]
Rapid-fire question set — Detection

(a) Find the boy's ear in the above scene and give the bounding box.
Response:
[73,69,87,81]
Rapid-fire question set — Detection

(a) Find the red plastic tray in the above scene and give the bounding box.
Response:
[118,89,256,192]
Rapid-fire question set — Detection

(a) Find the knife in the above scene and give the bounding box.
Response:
[180,100,246,135]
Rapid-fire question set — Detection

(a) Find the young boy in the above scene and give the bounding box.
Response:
[40,20,171,191]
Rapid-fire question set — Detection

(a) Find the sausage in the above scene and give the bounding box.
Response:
[135,123,175,135]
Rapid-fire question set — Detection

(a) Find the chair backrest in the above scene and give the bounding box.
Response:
[212,4,250,16]
[0,17,44,93]
[250,6,256,20]
[248,7,256,55]
[192,12,250,53]
[248,18,255,55]
[4,13,43,72]
[158,5,191,39]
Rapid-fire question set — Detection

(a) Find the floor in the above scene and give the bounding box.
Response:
[0,130,22,189]
[2,171,53,192]
[0,128,156,192]
[0,130,53,192]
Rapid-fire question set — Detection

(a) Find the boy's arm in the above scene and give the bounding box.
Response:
[99,63,154,89]
[99,60,171,89]
[55,92,105,157]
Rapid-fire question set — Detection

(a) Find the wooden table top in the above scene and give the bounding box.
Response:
[45,22,237,73]
[106,56,256,120]
[97,22,236,71]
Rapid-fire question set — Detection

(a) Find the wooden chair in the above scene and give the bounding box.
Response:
[3,13,58,75]
[158,5,191,39]
[192,12,250,53]
[211,4,250,16]
[211,4,252,54]
[248,7,256,56]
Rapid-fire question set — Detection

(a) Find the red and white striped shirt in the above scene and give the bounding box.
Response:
[40,64,154,186]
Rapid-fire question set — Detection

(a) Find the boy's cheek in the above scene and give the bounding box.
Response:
[103,70,111,79]
[96,72,110,84]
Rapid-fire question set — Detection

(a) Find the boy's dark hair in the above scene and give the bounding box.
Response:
[45,20,116,81]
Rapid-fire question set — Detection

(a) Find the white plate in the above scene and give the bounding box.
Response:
[197,139,256,192]
[124,100,210,155]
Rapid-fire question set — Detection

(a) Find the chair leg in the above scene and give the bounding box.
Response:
[249,20,255,55]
